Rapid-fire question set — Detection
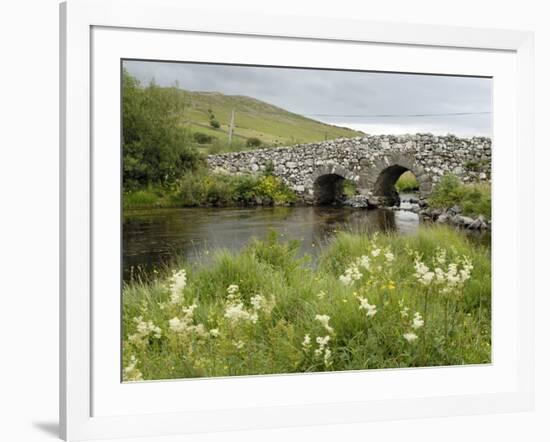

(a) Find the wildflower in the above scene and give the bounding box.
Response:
[123,355,143,382]
[226,284,240,302]
[233,340,245,350]
[323,348,333,367]
[358,255,370,270]
[128,316,162,345]
[357,297,377,317]
[420,271,435,285]
[302,334,311,350]
[168,269,187,304]
[384,251,395,262]
[209,328,220,337]
[315,314,334,333]
[314,335,330,356]
[250,294,266,311]
[400,307,410,318]
[339,263,362,286]
[371,248,381,257]
[403,332,418,343]
[412,312,424,329]
[317,290,326,299]
[224,302,256,324]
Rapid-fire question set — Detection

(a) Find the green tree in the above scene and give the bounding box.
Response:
[122,69,201,189]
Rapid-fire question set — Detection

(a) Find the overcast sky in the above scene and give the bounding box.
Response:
[124,60,492,137]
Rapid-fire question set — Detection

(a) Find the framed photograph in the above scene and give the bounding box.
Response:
[60,0,534,440]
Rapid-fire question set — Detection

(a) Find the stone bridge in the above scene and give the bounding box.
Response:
[207,134,492,206]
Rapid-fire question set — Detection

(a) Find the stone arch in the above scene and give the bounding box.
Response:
[311,164,358,205]
[363,152,431,206]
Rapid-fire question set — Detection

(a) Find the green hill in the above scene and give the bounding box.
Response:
[177,90,364,153]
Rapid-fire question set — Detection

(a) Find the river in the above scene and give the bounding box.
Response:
[122,197,488,282]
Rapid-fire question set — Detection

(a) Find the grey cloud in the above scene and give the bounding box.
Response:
[124,60,492,137]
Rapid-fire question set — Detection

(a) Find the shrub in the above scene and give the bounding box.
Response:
[246,137,262,148]
[193,132,214,144]
[210,119,221,129]
[122,69,202,188]
[429,174,491,218]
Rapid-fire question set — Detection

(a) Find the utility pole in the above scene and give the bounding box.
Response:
[228,109,235,145]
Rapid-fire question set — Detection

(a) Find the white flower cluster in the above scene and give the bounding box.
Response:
[168,269,187,304]
[128,315,162,345]
[339,255,369,286]
[414,252,474,294]
[411,312,424,329]
[302,334,312,350]
[403,332,418,343]
[223,285,274,325]
[168,303,208,337]
[123,355,143,382]
[357,296,377,317]
[314,335,332,367]
[315,314,334,334]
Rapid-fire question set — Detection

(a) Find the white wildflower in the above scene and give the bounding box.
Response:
[233,340,245,350]
[358,255,370,270]
[209,328,220,337]
[314,335,331,357]
[384,251,395,262]
[123,355,143,382]
[302,334,311,350]
[226,284,239,296]
[315,314,334,334]
[420,271,435,285]
[371,248,381,257]
[168,269,187,304]
[224,302,253,323]
[339,263,362,286]
[250,294,266,312]
[323,348,333,367]
[403,332,418,343]
[412,312,424,329]
[357,297,377,317]
[128,316,162,345]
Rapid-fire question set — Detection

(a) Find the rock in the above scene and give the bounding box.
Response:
[436,213,449,224]
[449,205,461,215]
[250,163,259,172]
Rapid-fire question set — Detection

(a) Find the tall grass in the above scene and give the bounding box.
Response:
[429,174,491,218]
[122,226,491,381]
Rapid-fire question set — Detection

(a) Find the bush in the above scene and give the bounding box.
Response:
[193,132,214,144]
[246,137,262,148]
[173,172,297,207]
[209,119,221,129]
[122,70,202,188]
[429,174,491,218]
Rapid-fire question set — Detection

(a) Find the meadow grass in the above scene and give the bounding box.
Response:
[122,226,491,381]
[429,174,491,218]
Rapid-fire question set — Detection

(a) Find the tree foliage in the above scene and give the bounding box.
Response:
[122,69,202,188]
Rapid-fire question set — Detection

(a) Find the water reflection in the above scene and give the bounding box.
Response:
[123,205,421,281]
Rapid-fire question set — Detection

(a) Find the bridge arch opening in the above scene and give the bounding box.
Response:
[313,173,347,205]
[373,165,419,206]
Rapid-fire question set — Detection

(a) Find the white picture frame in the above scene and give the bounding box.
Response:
[60,0,534,440]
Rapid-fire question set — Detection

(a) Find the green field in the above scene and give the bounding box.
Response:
[176,90,363,153]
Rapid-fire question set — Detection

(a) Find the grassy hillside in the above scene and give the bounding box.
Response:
[176,90,363,153]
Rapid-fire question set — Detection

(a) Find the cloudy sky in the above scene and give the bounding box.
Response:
[124,60,492,137]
